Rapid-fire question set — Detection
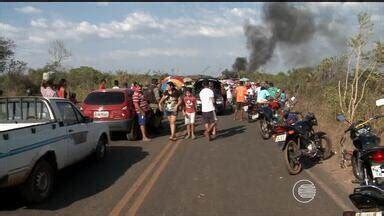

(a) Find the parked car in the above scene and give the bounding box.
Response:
[81,88,161,140]
[193,78,225,115]
[0,96,109,203]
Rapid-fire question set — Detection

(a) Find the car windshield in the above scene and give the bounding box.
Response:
[194,80,221,96]
[84,92,125,105]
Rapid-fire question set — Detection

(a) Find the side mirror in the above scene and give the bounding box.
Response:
[336,114,346,122]
[84,116,93,123]
[376,98,384,107]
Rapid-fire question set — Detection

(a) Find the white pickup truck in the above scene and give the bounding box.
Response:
[0,97,110,203]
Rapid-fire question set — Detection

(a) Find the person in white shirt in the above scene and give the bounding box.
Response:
[225,84,233,105]
[246,83,254,97]
[199,80,217,141]
[112,80,120,89]
[40,80,58,97]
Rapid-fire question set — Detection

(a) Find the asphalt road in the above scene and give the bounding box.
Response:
[0,112,356,216]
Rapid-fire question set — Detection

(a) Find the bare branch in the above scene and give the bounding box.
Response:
[48,40,71,65]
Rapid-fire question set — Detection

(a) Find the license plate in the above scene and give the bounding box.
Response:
[94,111,109,118]
[356,212,383,216]
[252,114,259,120]
[275,133,287,142]
[371,165,384,178]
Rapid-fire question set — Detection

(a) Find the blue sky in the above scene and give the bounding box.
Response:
[0,2,383,76]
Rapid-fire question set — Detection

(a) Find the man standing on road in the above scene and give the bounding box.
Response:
[233,81,247,121]
[199,80,217,141]
[133,84,151,142]
[112,80,120,89]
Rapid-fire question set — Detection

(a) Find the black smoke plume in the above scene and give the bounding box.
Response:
[245,2,331,72]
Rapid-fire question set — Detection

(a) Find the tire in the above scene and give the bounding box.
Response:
[283,140,302,175]
[317,134,332,160]
[259,118,271,140]
[20,160,55,203]
[127,118,141,141]
[94,137,107,162]
[351,154,364,181]
[248,115,253,123]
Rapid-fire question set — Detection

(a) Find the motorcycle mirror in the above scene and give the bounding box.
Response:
[376,98,384,107]
[336,114,346,122]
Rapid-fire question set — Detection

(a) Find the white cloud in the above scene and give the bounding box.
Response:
[228,8,258,18]
[96,2,109,6]
[75,21,98,34]
[0,22,19,38]
[15,6,42,14]
[27,36,46,44]
[108,48,199,59]
[31,18,48,28]
[0,22,19,32]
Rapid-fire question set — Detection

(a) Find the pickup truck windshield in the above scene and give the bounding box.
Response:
[84,92,125,105]
[0,98,51,123]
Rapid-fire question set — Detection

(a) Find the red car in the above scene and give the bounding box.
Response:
[80,88,141,140]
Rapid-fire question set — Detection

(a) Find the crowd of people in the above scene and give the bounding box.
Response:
[40,76,78,104]
[39,73,288,143]
[220,80,288,121]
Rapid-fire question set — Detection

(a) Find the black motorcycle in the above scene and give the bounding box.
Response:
[337,114,384,212]
[275,112,332,175]
[246,95,260,123]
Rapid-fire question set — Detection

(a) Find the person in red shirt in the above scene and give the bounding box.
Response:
[132,84,151,142]
[182,88,197,139]
[57,79,68,98]
[99,79,107,90]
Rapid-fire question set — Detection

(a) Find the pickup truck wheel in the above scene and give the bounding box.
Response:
[21,160,55,203]
[94,137,107,161]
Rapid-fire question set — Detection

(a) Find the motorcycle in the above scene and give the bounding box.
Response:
[275,112,332,175]
[337,117,384,212]
[246,95,260,123]
[337,114,384,184]
[258,99,283,140]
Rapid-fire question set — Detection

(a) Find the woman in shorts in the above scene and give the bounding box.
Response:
[159,82,182,141]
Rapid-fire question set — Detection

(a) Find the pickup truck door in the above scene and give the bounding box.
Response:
[56,102,90,163]
[0,133,7,179]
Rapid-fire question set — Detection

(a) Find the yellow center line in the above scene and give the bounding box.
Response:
[109,139,175,216]
[126,139,181,216]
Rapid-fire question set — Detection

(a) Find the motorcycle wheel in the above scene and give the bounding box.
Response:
[247,115,253,123]
[317,134,332,160]
[351,154,364,181]
[259,118,271,140]
[284,140,302,175]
